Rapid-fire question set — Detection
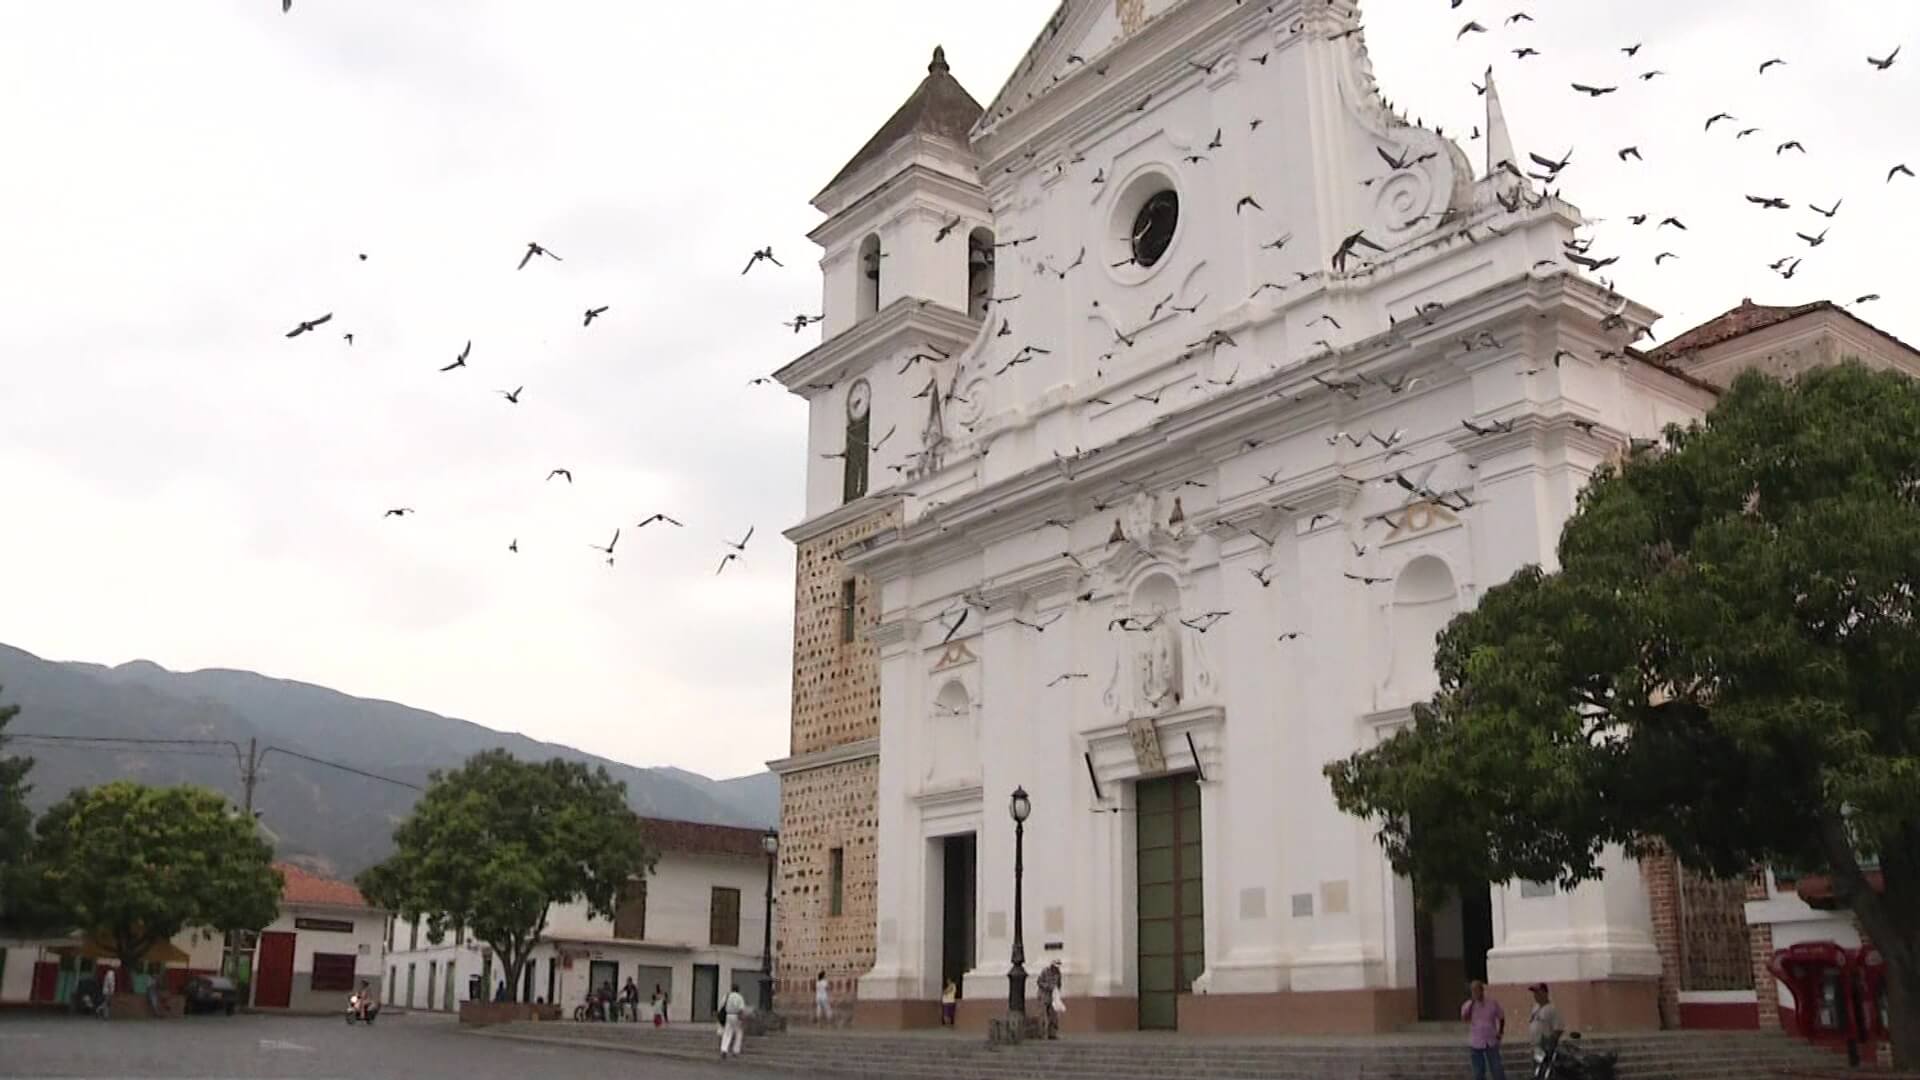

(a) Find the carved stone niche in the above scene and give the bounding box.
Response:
[1099,569,1219,720]
[924,676,981,790]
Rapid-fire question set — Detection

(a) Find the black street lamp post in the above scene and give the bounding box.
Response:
[1007,786,1031,1020]
[759,828,778,1014]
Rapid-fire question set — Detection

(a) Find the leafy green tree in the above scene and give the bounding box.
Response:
[0,688,33,924]
[358,750,651,1004]
[28,781,282,971]
[1326,363,1920,1065]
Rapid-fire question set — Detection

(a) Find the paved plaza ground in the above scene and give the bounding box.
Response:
[0,1010,790,1080]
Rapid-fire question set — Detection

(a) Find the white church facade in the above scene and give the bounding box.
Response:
[771,0,1920,1034]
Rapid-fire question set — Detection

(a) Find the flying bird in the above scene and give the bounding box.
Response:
[590,529,620,555]
[499,386,522,403]
[934,214,964,243]
[1705,113,1736,131]
[1618,146,1642,161]
[1891,164,1916,182]
[636,513,683,528]
[507,539,517,553]
[1235,195,1264,214]
[1868,47,1900,70]
[1458,21,1487,38]
[383,508,413,518]
[1047,672,1089,686]
[583,306,608,326]
[1809,199,1842,218]
[1796,227,1829,247]
[1571,83,1617,96]
[517,242,561,270]
[1744,194,1791,209]
[725,527,754,552]
[1776,141,1806,155]
[783,314,823,333]
[547,468,572,483]
[1758,58,1787,74]
[439,341,471,372]
[741,247,783,274]
[1621,43,1642,56]
[1331,229,1385,272]
[285,313,332,338]
[1179,612,1231,633]
[715,552,739,575]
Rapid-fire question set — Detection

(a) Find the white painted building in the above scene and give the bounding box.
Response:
[380,817,773,1022]
[773,0,1920,1036]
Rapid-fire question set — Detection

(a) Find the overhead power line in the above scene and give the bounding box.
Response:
[5,731,423,792]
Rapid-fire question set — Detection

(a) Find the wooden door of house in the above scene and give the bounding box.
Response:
[254,932,296,1008]
[1137,772,1204,1030]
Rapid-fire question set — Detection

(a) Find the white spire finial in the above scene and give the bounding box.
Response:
[1484,67,1526,191]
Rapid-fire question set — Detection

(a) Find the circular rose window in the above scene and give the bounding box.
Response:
[1130,190,1180,268]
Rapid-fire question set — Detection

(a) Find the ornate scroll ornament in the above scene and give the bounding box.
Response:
[1117,0,1147,37]
[931,640,978,671]
[1383,499,1461,543]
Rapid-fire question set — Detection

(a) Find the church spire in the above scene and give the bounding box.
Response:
[1484,66,1520,182]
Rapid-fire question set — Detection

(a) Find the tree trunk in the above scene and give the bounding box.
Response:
[1886,955,1920,1071]
[1827,817,1919,1069]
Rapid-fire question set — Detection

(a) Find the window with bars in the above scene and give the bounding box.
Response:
[710,887,742,947]
[1679,865,1755,991]
[839,580,858,643]
[614,879,648,940]
[843,413,870,502]
[310,953,358,993]
[829,847,845,917]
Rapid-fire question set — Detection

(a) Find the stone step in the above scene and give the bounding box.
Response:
[483,1022,1841,1080]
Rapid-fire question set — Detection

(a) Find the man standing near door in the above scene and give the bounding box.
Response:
[1461,979,1507,1080]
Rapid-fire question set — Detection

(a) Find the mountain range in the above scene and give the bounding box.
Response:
[0,643,777,879]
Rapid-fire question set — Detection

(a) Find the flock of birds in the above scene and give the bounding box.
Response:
[284,238,782,576]
[270,0,1910,696]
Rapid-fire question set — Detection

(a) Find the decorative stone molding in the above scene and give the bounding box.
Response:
[1084,704,1225,788]
[768,737,880,778]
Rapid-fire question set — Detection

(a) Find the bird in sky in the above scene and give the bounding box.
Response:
[1458,21,1487,38]
[1618,146,1643,161]
[583,306,608,327]
[1014,613,1064,632]
[1776,141,1806,155]
[1758,58,1787,74]
[517,242,560,270]
[636,513,683,528]
[1047,672,1088,686]
[1180,611,1231,633]
[1868,46,1900,70]
[715,552,739,575]
[285,313,332,338]
[725,527,754,552]
[1235,195,1264,214]
[547,468,572,483]
[934,214,964,243]
[440,341,471,372]
[1705,113,1736,131]
[383,508,413,518]
[1331,229,1385,272]
[1891,164,1916,182]
[1796,227,1829,248]
[783,313,823,333]
[741,247,783,274]
[507,539,517,553]
[499,386,522,404]
[590,529,619,556]
[1809,199,1842,218]
[1571,83,1617,97]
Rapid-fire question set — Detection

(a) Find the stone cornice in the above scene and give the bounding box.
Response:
[867,616,921,649]
[810,158,990,249]
[767,737,879,777]
[782,493,904,547]
[773,300,981,397]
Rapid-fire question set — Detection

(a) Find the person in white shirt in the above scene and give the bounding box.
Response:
[98,968,116,1019]
[718,984,748,1059]
[814,971,832,1024]
[1527,982,1566,1077]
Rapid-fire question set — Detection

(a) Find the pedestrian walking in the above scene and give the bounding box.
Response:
[1526,983,1564,1079]
[1461,979,1508,1080]
[1036,960,1063,1040]
[940,979,958,1027]
[98,967,116,1020]
[718,983,748,1059]
[621,977,638,1021]
[813,971,832,1025]
[650,984,666,1027]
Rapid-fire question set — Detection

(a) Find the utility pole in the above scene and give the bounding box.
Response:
[227,739,260,989]
[241,737,259,816]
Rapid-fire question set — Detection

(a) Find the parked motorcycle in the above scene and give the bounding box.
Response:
[1539,1031,1619,1080]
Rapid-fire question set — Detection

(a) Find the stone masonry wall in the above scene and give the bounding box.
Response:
[775,504,897,1014]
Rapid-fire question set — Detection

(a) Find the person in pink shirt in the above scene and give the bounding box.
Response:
[1461,979,1507,1080]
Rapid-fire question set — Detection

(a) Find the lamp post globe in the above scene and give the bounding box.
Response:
[1008,786,1030,1021]
[759,829,778,1015]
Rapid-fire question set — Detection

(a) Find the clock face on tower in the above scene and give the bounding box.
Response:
[847,379,872,420]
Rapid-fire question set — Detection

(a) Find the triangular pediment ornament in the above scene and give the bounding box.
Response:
[975,0,1186,134]
[931,640,978,671]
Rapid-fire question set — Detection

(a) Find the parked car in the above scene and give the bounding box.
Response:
[183,976,239,1015]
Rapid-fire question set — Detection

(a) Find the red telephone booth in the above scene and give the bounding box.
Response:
[1768,941,1851,1040]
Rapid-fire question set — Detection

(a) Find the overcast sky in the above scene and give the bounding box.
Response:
[0,1,1912,780]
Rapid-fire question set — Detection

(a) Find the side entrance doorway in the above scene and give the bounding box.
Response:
[1137,772,1204,1030]
[254,931,295,1008]
[1416,884,1494,1020]
[940,833,977,999]
[691,963,720,1023]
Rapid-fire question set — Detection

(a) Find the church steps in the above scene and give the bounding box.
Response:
[479,1021,1840,1079]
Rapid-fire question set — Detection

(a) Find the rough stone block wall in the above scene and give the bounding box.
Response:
[775,757,878,1014]
[788,507,897,758]
[775,504,897,1014]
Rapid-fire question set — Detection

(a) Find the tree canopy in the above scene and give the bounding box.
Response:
[0,688,33,925]
[1325,362,1920,1064]
[26,781,282,970]
[358,750,651,1003]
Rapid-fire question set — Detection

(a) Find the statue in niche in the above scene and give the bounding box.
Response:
[1137,616,1182,713]
[1122,492,1156,547]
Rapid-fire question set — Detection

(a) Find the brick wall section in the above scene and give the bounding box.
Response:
[775,504,898,1014]
[789,507,897,757]
[1745,870,1781,1031]
[1645,848,1683,1029]
[776,756,878,1012]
